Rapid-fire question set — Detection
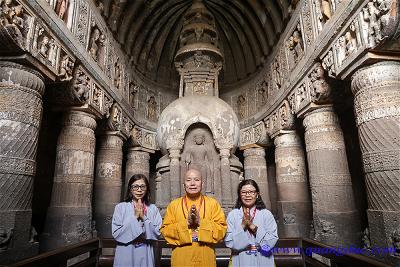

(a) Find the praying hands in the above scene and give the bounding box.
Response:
[187,204,200,229]
[134,199,145,221]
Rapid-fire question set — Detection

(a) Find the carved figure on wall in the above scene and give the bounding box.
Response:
[322,50,334,75]
[59,55,74,81]
[0,0,24,30]
[0,228,13,251]
[39,36,50,57]
[345,23,358,56]
[336,35,346,65]
[73,70,90,103]
[362,228,371,249]
[237,94,246,119]
[11,4,24,29]
[257,84,267,105]
[288,26,304,65]
[315,0,332,31]
[181,133,214,193]
[392,229,400,256]
[29,227,37,243]
[114,57,121,90]
[55,0,69,22]
[88,27,104,62]
[146,95,157,121]
[310,63,331,103]
[48,39,58,65]
[363,0,387,47]
[296,84,307,107]
[273,60,282,90]
[129,82,138,108]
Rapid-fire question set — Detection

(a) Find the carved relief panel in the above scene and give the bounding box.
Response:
[256,79,269,109]
[87,23,105,66]
[286,22,305,69]
[46,0,75,28]
[73,0,89,46]
[236,93,247,120]
[146,94,158,122]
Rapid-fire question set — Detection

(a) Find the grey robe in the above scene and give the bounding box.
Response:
[225,207,278,267]
[112,202,162,267]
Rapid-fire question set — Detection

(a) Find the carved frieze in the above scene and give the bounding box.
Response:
[286,22,305,69]
[239,121,269,147]
[131,126,157,150]
[146,95,158,122]
[237,94,247,120]
[309,62,331,104]
[265,100,295,137]
[73,0,89,46]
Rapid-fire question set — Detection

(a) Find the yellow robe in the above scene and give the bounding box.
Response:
[161,195,227,267]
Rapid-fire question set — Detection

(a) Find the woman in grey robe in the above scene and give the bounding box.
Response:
[112,174,162,267]
[225,179,278,267]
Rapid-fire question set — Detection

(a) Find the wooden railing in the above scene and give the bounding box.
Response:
[8,238,395,267]
[301,238,393,267]
[8,239,100,267]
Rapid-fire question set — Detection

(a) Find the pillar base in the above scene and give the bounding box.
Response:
[277,201,312,238]
[41,207,92,251]
[0,242,38,265]
[367,209,400,248]
[314,211,361,246]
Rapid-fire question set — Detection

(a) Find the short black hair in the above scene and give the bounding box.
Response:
[124,174,150,205]
[234,179,266,210]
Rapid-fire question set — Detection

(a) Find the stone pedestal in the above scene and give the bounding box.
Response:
[351,61,400,249]
[125,148,150,192]
[303,107,360,246]
[274,131,312,238]
[41,110,97,251]
[94,133,124,238]
[243,147,271,209]
[0,62,44,263]
[169,149,181,199]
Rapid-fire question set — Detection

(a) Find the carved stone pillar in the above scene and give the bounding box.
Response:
[351,61,400,248]
[274,131,312,238]
[303,106,360,246]
[243,147,271,209]
[0,62,44,263]
[93,133,124,238]
[220,148,233,206]
[169,148,181,199]
[41,110,97,251]
[125,148,150,191]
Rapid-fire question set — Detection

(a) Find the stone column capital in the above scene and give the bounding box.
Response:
[243,146,266,158]
[302,105,337,130]
[274,130,301,147]
[0,61,45,95]
[351,61,400,95]
[63,110,97,130]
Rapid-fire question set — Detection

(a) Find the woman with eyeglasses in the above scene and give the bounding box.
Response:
[225,179,278,267]
[112,174,162,267]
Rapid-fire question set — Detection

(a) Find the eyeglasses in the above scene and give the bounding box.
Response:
[131,185,147,191]
[240,190,257,196]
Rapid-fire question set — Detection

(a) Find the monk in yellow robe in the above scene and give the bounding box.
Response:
[161,168,227,267]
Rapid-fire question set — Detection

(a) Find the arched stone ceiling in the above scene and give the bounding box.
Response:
[97,0,292,92]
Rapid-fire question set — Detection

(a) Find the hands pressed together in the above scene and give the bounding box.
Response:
[241,208,258,235]
[134,199,145,221]
[187,204,200,229]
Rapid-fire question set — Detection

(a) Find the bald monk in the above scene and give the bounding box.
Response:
[161,168,227,267]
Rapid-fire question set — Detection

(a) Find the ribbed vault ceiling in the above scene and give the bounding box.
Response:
[98,0,292,91]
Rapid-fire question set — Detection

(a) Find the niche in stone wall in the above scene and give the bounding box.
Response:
[180,123,221,197]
